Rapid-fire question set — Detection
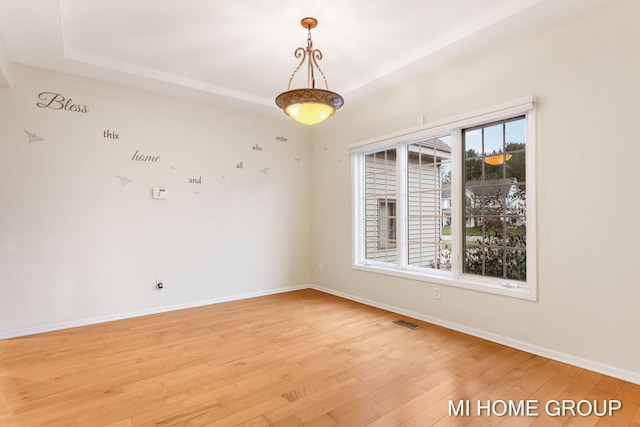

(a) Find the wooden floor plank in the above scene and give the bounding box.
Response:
[0,289,638,426]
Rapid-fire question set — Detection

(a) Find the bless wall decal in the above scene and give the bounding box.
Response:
[36,92,89,113]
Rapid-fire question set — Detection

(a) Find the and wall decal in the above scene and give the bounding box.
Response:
[24,130,44,143]
[115,175,133,186]
[36,92,89,113]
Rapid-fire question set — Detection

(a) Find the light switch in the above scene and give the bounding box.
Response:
[152,188,168,199]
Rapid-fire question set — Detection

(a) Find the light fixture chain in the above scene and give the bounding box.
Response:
[307,28,315,89]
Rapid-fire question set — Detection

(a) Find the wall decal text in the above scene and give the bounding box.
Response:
[131,150,160,163]
[236,161,244,169]
[275,136,288,142]
[189,176,202,184]
[103,129,119,140]
[252,144,263,151]
[36,92,89,113]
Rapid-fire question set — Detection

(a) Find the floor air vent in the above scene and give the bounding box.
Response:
[393,319,421,330]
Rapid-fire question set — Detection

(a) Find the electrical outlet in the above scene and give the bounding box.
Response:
[433,287,441,300]
[156,278,164,289]
[318,263,323,272]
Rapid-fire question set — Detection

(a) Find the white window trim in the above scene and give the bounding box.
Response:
[351,96,537,301]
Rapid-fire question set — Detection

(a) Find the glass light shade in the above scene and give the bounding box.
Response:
[285,102,334,125]
[276,88,344,126]
[484,153,513,165]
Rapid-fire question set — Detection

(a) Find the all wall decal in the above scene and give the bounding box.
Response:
[24,130,44,144]
[251,144,263,151]
[260,168,270,176]
[36,92,89,113]
[115,175,133,186]
[103,129,119,140]
[236,161,244,169]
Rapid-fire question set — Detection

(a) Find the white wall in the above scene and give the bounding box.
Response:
[0,64,311,336]
[310,0,640,377]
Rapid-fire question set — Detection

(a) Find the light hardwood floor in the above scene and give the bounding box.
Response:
[1,289,639,426]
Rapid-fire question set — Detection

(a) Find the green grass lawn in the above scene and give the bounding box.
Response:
[442,226,483,236]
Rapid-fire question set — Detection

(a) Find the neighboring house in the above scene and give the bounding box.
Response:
[364,138,452,269]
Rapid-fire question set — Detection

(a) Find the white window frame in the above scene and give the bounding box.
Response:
[350,96,537,300]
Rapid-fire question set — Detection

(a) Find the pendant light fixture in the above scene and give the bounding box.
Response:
[275,17,344,125]
[484,153,513,165]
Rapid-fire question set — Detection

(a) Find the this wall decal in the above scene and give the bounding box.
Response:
[252,144,263,151]
[36,92,89,113]
[260,168,270,176]
[236,161,244,169]
[115,175,133,186]
[131,150,160,163]
[24,130,44,144]
[275,136,288,142]
[103,129,119,140]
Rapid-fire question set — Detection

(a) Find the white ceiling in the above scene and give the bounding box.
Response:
[0,0,608,118]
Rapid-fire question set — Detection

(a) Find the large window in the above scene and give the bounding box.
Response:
[351,97,536,300]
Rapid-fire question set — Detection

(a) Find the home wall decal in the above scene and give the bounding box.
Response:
[131,150,160,163]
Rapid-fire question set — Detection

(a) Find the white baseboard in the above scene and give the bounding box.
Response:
[310,284,640,386]
[0,285,308,340]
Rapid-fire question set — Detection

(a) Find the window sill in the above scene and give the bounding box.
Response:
[352,262,536,301]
